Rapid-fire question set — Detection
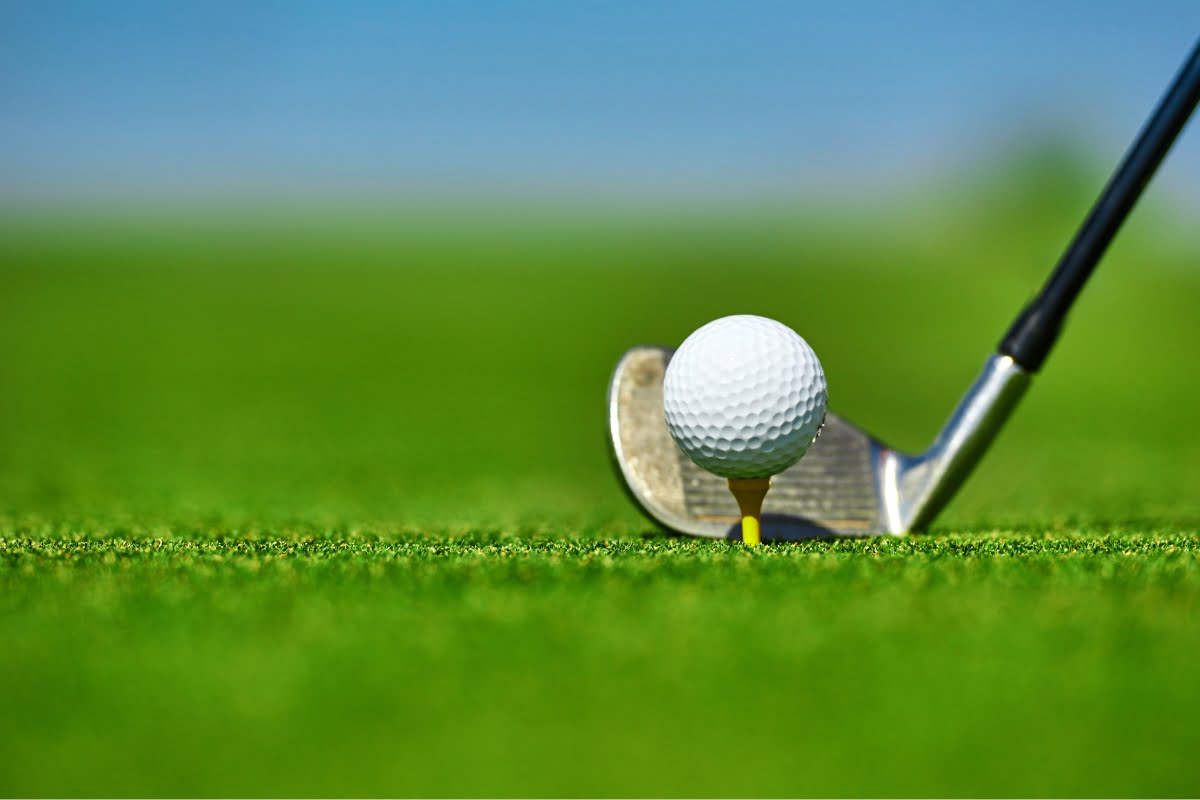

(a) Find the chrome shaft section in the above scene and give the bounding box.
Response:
[881,353,1031,532]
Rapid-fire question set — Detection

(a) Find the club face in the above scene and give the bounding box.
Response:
[607,346,902,540]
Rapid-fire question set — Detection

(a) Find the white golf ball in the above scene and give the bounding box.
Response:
[663,314,827,479]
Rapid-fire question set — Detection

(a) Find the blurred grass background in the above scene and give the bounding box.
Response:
[2,155,1200,795]
[3,157,1199,532]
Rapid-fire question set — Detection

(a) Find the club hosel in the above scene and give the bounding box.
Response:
[889,353,1032,532]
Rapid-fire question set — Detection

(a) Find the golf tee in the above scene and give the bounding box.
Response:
[727,477,771,547]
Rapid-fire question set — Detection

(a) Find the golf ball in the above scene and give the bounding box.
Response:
[663,315,827,479]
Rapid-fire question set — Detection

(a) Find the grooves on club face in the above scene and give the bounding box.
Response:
[608,346,887,540]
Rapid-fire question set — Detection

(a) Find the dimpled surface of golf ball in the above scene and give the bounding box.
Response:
[663,314,827,479]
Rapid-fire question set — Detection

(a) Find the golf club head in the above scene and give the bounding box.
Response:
[608,345,1029,540]
[608,43,1198,540]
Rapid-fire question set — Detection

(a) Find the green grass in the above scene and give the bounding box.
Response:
[2,176,1199,796]
[3,533,1198,796]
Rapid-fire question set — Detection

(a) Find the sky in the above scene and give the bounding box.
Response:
[1,1,1198,204]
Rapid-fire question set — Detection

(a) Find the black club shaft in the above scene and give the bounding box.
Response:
[1000,37,1200,372]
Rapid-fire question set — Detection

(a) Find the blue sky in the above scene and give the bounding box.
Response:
[1,1,1197,203]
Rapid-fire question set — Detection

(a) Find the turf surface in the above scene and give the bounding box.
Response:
[2,172,1199,795]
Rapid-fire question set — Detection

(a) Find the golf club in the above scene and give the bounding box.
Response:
[608,38,1200,540]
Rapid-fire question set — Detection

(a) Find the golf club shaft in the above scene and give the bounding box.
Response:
[1000,37,1200,372]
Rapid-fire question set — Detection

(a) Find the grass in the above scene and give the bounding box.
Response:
[3,533,1198,796]
[2,171,1199,795]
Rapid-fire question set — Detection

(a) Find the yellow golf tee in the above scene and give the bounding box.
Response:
[727,477,771,547]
